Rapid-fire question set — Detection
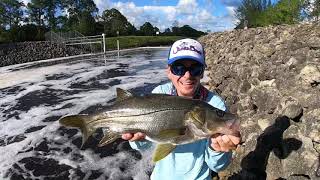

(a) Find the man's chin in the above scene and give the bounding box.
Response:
[180,87,196,95]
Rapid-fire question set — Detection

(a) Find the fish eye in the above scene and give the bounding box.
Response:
[215,109,225,117]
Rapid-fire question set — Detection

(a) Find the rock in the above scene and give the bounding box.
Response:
[0,42,86,67]
[299,65,320,86]
[199,23,320,179]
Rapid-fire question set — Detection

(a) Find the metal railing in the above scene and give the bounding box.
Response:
[45,31,106,54]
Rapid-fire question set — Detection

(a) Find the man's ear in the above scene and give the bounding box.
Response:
[166,66,172,80]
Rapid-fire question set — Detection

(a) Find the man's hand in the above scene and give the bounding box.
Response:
[210,133,241,152]
[122,132,146,141]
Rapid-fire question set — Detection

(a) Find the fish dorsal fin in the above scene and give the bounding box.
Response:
[98,130,120,147]
[116,88,133,101]
[152,143,176,162]
[186,106,206,126]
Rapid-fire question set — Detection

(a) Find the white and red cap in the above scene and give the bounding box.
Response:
[168,38,206,66]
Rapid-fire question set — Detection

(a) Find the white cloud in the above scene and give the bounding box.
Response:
[177,0,198,14]
[93,0,237,32]
[94,0,113,13]
[21,0,30,6]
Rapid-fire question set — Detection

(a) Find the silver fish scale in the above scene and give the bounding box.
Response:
[87,94,206,137]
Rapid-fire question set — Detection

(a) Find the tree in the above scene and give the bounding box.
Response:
[235,0,304,28]
[46,0,60,30]
[27,0,46,26]
[60,0,98,33]
[101,8,136,36]
[26,0,61,30]
[235,0,270,28]
[0,0,24,29]
[303,0,320,21]
[267,0,303,25]
[76,12,96,35]
[178,25,206,37]
[140,22,155,36]
[60,0,98,18]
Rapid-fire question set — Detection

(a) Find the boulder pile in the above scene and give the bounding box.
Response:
[199,23,320,180]
[0,42,85,67]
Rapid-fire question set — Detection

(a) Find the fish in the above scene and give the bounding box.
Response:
[59,88,239,162]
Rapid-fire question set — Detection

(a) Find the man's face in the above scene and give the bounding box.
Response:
[167,60,204,98]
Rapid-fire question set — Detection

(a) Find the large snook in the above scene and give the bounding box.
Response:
[59,88,239,162]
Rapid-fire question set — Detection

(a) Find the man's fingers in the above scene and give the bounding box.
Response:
[130,132,145,141]
[121,133,133,140]
[228,135,241,145]
[216,136,229,152]
[211,141,221,151]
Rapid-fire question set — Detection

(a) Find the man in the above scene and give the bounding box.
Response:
[122,38,241,179]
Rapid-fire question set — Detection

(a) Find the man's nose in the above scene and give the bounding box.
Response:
[183,70,192,78]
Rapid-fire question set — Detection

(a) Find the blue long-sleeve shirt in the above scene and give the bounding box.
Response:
[129,82,232,180]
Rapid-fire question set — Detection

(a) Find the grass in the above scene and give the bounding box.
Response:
[105,36,184,50]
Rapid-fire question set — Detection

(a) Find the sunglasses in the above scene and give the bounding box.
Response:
[170,63,204,77]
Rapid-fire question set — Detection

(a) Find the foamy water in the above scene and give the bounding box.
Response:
[0,48,169,179]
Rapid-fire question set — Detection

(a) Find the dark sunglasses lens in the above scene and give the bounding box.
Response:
[171,64,186,76]
[190,66,204,76]
[171,63,204,76]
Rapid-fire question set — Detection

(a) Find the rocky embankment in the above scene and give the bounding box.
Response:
[0,42,84,67]
[199,23,320,180]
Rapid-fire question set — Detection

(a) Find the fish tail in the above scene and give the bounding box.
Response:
[59,114,96,147]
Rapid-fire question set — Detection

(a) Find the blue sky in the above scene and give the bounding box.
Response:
[91,0,244,32]
[21,0,256,32]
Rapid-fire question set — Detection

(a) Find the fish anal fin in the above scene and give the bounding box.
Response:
[98,131,120,147]
[152,143,176,162]
[116,88,133,101]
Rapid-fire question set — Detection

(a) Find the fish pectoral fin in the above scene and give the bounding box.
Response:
[152,143,176,162]
[98,131,120,147]
[157,128,186,139]
[186,106,205,126]
[116,88,133,101]
[59,114,94,147]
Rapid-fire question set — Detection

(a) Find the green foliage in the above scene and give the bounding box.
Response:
[303,0,320,21]
[139,22,156,36]
[235,0,272,28]
[27,0,47,26]
[101,8,136,36]
[60,0,98,17]
[0,0,24,29]
[267,0,303,24]
[59,0,98,33]
[235,0,304,28]
[76,12,96,35]
[177,25,206,37]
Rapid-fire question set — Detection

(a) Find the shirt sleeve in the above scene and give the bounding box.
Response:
[205,139,232,172]
[129,140,153,151]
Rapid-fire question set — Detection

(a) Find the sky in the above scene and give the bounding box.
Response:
[93,0,242,32]
[21,0,243,32]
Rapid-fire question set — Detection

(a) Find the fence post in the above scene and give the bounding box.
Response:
[102,33,106,54]
[117,39,120,57]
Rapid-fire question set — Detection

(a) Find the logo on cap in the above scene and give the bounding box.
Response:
[172,42,202,55]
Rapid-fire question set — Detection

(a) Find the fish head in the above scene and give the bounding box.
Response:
[204,108,239,136]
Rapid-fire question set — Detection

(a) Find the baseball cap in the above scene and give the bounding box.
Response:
[168,38,206,66]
